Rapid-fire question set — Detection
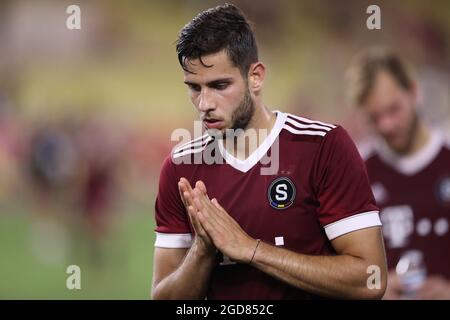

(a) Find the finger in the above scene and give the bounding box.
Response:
[179,178,194,198]
[192,190,205,211]
[192,190,227,231]
[188,206,217,249]
[178,182,188,207]
[193,192,225,228]
[193,188,218,214]
[183,191,196,210]
[182,179,194,194]
[195,180,208,195]
[187,181,195,196]
[211,198,224,211]
[179,178,197,207]
[180,177,193,190]
[178,178,192,202]
[193,189,221,222]
[193,188,216,211]
[211,198,239,227]
[187,205,207,237]
[187,205,198,228]
[195,209,220,243]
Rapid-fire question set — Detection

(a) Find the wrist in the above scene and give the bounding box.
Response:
[248,239,261,265]
[192,238,216,259]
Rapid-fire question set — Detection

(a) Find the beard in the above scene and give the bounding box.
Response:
[230,88,255,132]
[205,87,255,140]
[392,111,419,155]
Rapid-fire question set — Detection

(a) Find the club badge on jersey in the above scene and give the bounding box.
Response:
[267,177,296,210]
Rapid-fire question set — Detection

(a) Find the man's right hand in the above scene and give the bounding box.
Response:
[178,177,216,256]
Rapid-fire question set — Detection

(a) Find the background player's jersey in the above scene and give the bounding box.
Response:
[363,130,450,278]
[154,111,381,299]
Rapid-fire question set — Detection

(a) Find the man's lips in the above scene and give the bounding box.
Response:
[203,118,224,129]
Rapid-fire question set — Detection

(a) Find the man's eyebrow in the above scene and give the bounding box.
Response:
[183,78,233,86]
[206,78,233,86]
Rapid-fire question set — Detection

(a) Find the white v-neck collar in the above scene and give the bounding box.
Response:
[218,110,287,173]
[376,129,444,176]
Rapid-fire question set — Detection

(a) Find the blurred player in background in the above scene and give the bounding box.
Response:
[25,117,120,267]
[151,4,387,300]
[346,48,450,299]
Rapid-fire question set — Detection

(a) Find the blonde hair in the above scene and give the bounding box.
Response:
[346,47,415,106]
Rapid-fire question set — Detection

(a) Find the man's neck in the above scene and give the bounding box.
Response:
[396,122,431,157]
[224,103,277,161]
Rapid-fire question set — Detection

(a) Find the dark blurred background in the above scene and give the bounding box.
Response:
[0,0,449,299]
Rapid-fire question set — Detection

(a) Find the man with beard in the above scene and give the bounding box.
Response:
[151,4,387,300]
[346,48,450,299]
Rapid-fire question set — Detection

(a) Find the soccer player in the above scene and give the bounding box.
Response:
[346,48,450,299]
[151,4,387,300]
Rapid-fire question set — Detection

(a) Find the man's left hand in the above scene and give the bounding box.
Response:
[190,180,258,264]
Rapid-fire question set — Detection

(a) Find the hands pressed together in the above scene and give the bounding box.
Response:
[178,177,258,264]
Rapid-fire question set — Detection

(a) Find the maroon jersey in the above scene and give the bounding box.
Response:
[154,111,381,299]
[363,130,450,278]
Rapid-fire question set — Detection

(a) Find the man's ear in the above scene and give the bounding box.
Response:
[247,62,265,94]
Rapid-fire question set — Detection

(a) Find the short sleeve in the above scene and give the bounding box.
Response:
[314,126,381,240]
[154,156,193,248]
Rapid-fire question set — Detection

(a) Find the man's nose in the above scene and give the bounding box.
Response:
[198,88,216,113]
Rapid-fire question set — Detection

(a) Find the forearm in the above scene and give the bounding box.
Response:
[152,242,216,300]
[250,241,384,299]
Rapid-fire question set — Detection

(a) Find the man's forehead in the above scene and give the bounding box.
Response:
[373,71,400,93]
[365,71,402,106]
[183,51,240,81]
